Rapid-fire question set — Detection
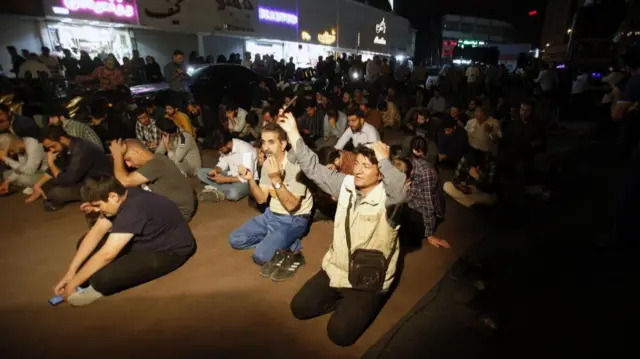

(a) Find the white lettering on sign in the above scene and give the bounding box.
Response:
[374,17,387,45]
[258,6,298,25]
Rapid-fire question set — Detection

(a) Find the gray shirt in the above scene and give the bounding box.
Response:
[163,62,190,91]
[156,131,202,176]
[323,111,348,139]
[137,154,197,221]
[291,138,407,221]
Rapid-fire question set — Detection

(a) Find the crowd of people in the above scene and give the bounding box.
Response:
[2,42,639,347]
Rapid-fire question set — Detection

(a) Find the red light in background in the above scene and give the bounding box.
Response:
[528,10,538,16]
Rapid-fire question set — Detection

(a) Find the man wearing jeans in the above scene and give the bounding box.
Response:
[197,132,256,202]
[53,176,196,306]
[228,123,313,282]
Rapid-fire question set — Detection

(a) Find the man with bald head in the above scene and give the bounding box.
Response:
[107,138,196,220]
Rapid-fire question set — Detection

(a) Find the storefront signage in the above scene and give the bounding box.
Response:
[373,17,386,45]
[317,29,336,45]
[53,0,136,18]
[459,39,486,46]
[301,31,312,41]
[258,6,297,26]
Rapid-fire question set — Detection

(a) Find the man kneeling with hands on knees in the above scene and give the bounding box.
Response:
[54,175,196,306]
[276,111,407,347]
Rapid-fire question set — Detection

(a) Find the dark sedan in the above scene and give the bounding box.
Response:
[130,64,276,110]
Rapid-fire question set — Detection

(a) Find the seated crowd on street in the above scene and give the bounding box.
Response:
[4,43,633,348]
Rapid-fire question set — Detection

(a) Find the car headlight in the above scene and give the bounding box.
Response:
[187,66,195,75]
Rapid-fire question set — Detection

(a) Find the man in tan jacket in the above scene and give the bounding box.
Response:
[277,112,407,347]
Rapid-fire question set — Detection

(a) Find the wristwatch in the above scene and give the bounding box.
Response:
[273,182,283,190]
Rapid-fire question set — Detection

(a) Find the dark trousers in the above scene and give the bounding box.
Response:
[78,234,193,296]
[290,270,386,347]
[42,181,82,205]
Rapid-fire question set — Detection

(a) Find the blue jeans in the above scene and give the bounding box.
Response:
[228,208,309,265]
[197,168,250,201]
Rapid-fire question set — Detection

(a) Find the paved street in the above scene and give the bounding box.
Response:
[0,150,485,359]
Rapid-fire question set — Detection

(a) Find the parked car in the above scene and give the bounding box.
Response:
[130,64,277,110]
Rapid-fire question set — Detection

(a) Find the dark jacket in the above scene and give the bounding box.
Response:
[47,137,112,187]
[10,115,40,139]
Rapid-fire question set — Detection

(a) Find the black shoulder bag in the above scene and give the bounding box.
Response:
[344,195,398,293]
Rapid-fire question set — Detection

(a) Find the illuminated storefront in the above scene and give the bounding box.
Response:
[42,0,139,62]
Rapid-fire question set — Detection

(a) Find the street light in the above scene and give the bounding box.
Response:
[566,28,572,34]
[545,42,550,47]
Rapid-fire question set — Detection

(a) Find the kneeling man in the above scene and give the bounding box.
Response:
[229,123,313,282]
[53,176,196,306]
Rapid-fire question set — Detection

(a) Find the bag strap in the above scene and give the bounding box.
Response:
[345,192,400,270]
[344,192,354,270]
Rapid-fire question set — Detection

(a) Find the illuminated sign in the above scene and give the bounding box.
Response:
[53,0,136,18]
[374,17,386,45]
[317,29,336,45]
[301,31,311,41]
[459,39,486,47]
[258,6,297,26]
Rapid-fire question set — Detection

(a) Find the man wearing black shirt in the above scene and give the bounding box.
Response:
[438,117,469,167]
[53,176,196,306]
[25,127,112,211]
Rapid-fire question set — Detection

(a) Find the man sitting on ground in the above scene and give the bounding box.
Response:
[165,99,195,137]
[197,131,257,202]
[318,146,356,175]
[426,88,447,114]
[228,123,313,282]
[224,102,248,137]
[47,105,104,151]
[108,139,196,221]
[25,127,111,211]
[0,133,47,195]
[323,107,347,147]
[358,98,383,132]
[297,99,325,147]
[466,106,501,155]
[438,117,469,167]
[334,108,380,150]
[393,157,449,249]
[443,149,497,207]
[277,112,407,347]
[0,104,40,139]
[53,176,196,307]
[155,118,201,177]
[134,107,160,151]
[406,109,439,142]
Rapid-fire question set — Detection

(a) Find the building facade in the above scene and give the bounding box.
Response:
[0,0,413,75]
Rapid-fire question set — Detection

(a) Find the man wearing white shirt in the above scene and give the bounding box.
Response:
[197,132,256,202]
[534,63,558,94]
[465,107,501,155]
[18,53,50,79]
[334,108,380,150]
[225,103,248,136]
[0,133,47,195]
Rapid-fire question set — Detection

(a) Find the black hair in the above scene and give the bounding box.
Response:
[464,148,490,168]
[40,126,69,142]
[0,103,10,114]
[246,110,260,127]
[392,158,413,179]
[132,107,147,118]
[318,146,341,166]
[345,107,365,118]
[416,109,427,118]
[90,98,109,119]
[46,103,70,118]
[155,117,178,133]
[261,106,278,118]
[304,99,317,109]
[81,176,126,203]
[410,136,429,155]
[225,102,239,112]
[211,130,234,150]
[441,117,457,129]
[622,47,640,70]
[521,99,534,108]
[326,107,338,119]
[173,49,184,56]
[353,145,378,166]
[262,122,288,142]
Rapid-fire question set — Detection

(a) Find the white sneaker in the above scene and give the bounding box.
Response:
[22,187,34,195]
[67,286,103,307]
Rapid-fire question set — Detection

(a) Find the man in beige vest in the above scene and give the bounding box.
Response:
[277,112,407,347]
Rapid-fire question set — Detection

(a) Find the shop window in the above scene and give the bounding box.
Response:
[475,24,490,36]
[47,23,133,63]
[444,22,460,31]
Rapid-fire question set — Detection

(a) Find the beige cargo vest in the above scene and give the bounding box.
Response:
[321,175,400,291]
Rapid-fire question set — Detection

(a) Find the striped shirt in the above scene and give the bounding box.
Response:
[62,119,104,151]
